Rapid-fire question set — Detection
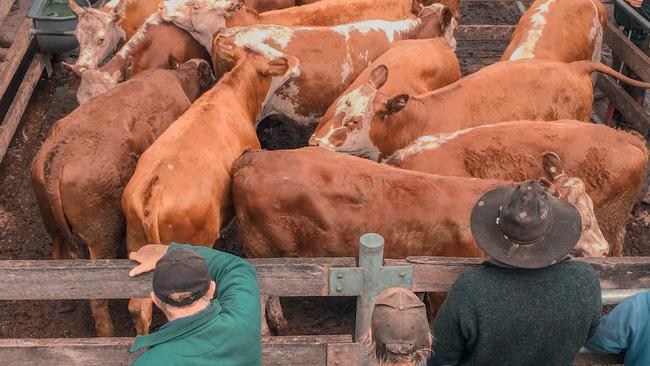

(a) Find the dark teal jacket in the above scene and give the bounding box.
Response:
[130,243,261,366]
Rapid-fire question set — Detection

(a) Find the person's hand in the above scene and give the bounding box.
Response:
[626,0,643,8]
[129,244,169,277]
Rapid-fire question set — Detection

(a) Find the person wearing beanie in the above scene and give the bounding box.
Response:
[127,243,261,366]
[428,180,602,366]
[361,287,433,366]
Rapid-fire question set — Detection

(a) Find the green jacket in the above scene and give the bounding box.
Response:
[429,259,601,366]
[130,243,261,366]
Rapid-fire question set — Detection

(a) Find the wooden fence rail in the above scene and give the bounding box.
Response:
[1,232,646,365]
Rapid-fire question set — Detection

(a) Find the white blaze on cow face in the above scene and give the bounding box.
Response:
[558,177,609,257]
[77,68,123,104]
[311,84,381,160]
[509,0,557,60]
[73,5,127,69]
[159,0,242,51]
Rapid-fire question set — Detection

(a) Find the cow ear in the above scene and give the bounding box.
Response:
[411,0,423,15]
[197,61,216,90]
[213,35,242,63]
[442,6,453,29]
[68,0,85,16]
[110,0,126,23]
[368,65,388,89]
[61,61,87,77]
[263,57,291,77]
[168,55,181,70]
[382,94,409,115]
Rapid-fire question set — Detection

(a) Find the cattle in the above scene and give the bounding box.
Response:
[65,0,160,72]
[383,120,648,256]
[310,59,650,161]
[232,147,607,259]
[502,0,607,62]
[315,38,461,134]
[244,0,322,13]
[31,60,213,337]
[75,15,210,104]
[121,38,296,335]
[233,147,608,324]
[212,4,456,126]
[160,0,451,51]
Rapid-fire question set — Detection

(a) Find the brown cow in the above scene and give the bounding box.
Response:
[233,147,608,323]
[121,39,296,335]
[233,147,607,258]
[66,0,159,71]
[310,59,650,160]
[383,120,649,255]
[315,38,461,134]
[31,60,213,337]
[213,4,456,126]
[502,0,607,62]
[160,0,451,51]
[75,15,210,104]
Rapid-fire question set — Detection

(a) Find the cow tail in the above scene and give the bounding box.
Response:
[571,60,650,89]
[141,175,162,245]
[38,155,77,259]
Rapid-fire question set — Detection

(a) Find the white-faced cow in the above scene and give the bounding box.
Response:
[310,59,650,160]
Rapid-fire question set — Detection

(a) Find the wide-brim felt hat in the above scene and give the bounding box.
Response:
[470,180,582,269]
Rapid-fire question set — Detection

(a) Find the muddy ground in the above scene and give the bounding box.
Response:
[1,0,650,339]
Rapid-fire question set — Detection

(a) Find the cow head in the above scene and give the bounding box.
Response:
[76,63,127,104]
[541,152,609,257]
[67,0,127,72]
[159,0,244,51]
[309,65,409,161]
[214,35,297,78]
[172,57,216,102]
[412,3,457,50]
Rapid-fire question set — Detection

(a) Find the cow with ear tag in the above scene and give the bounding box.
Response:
[64,0,162,72]
[31,59,214,337]
[121,37,297,335]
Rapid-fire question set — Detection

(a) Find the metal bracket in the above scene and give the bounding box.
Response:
[329,233,414,341]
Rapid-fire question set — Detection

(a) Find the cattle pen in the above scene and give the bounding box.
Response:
[1,0,650,366]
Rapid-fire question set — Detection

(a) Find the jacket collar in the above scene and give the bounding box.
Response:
[130,301,222,352]
[483,255,573,269]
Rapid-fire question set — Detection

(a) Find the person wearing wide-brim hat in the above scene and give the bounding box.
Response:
[428,180,602,366]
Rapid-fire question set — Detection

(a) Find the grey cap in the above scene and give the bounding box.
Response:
[370,288,430,355]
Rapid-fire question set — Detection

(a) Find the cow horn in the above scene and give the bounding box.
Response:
[68,0,85,16]
[61,61,87,77]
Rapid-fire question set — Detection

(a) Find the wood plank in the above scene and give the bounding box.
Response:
[596,75,650,136]
[0,18,31,92]
[385,257,650,292]
[0,336,623,365]
[0,335,354,366]
[0,53,43,163]
[457,24,515,41]
[0,257,357,300]
[603,22,650,82]
[0,0,14,28]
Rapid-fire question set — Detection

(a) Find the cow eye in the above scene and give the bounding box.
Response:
[345,118,361,127]
[97,37,104,45]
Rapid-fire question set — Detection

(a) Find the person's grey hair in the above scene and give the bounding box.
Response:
[360,330,434,366]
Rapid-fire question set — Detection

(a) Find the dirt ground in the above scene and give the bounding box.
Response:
[1,0,649,340]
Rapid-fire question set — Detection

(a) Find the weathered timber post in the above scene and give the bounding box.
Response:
[329,233,413,341]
